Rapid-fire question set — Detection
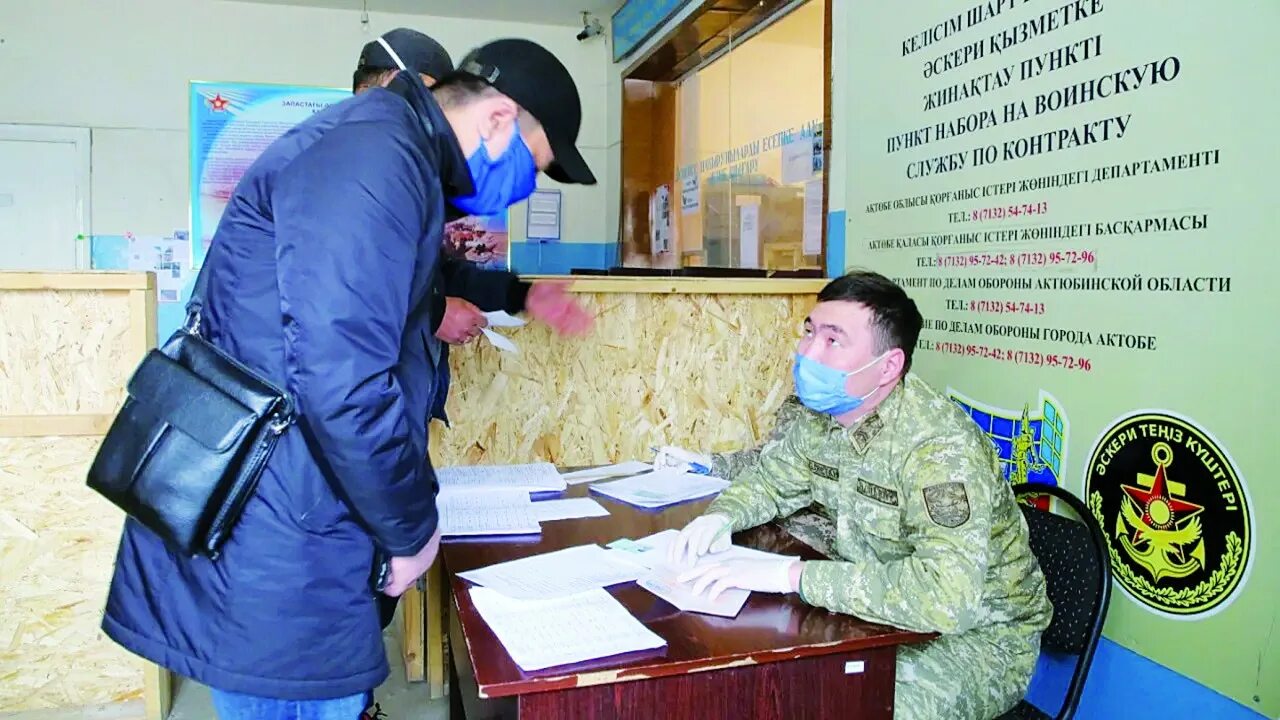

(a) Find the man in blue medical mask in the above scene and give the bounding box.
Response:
[102,38,598,720]
[667,270,1052,720]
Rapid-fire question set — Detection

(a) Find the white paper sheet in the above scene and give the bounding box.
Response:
[483,310,526,328]
[481,327,519,353]
[738,203,760,269]
[781,136,815,185]
[802,178,824,256]
[561,461,654,485]
[637,566,749,618]
[590,468,729,509]
[531,497,610,522]
[610,530,793,616]
[607,529,784,570]
[437,463,567,493]
[437,488,540,537]
[469,587,667,671]
[458,544,645,599]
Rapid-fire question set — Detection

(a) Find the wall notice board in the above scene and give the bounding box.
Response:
[843,1,1278,713]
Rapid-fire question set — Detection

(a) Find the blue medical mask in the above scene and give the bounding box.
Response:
[452,121,539,216]
[792,352,887,416]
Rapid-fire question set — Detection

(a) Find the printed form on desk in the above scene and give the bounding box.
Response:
[469,587,667,671]
[437,462,567,493]
[458,544,645,599]
[610,530,796,617]
[531,497,610,522]
[591,468,729,508]
[437,488,539,537]
[561,461,653,485]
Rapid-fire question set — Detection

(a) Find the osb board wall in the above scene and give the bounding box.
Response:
[435,292,813,466]
[0,289,142,711]
[0,290,135,415]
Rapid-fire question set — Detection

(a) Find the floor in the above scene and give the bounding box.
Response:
[167,608,448,720]
[1,609,449,720]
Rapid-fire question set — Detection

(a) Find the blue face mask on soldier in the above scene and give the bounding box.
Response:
[451,120,539,216]
[792,352,887,416]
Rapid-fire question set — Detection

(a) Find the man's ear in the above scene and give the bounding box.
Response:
[881,348,907,383]
[478,96,520,141]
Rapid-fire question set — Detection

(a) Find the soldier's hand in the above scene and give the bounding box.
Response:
[677,557,801,602]
[654,445,713,473]
[668,514,733,567]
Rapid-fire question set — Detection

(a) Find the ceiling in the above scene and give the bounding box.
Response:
[232,0,623,26]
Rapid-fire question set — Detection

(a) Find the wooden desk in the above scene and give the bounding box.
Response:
[441,485,932,719]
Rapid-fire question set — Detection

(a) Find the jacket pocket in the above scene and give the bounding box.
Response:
[851,496,904,542]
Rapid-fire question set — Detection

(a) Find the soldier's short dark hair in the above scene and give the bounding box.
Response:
[818,269,923,374]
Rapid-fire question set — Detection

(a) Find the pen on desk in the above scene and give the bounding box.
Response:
[649,446,712,475]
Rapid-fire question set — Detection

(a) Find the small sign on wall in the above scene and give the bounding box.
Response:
[526,189,562,242]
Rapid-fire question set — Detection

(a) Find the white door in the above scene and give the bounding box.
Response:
[0,125,91,271]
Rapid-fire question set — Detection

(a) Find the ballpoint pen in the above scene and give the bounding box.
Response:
[650,446,712,475]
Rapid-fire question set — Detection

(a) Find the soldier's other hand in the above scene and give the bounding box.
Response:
[654,445,713,472]
[668,514,732,567]
[526,280,594,337]
[436,297,487,344]
[677,557,800,602]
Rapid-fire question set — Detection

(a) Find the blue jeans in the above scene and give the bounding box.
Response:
[210,688,372,720]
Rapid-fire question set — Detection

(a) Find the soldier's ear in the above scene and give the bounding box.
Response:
[881,348,907,383]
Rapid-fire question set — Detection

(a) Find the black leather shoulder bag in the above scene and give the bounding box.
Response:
[87,250,294,559]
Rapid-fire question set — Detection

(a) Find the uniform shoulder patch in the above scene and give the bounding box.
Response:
[922,482,971,528]
[856,478,899,506]
[805,458,839,481]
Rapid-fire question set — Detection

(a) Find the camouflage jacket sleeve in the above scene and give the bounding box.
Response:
[710,397,804,481]
[704,413,813,531]
[798,439,993,634]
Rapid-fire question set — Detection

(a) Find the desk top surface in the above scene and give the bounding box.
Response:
[442,483,932,699]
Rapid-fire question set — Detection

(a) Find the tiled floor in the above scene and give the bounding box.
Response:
[166,609,446,720]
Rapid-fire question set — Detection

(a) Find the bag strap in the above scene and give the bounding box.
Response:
[182,245,216,336]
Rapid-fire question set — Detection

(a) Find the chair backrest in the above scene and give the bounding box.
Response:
[1011,483,1112,718]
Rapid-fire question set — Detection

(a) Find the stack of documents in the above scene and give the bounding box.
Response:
[435,463,566,537]
[459,544,644,599]
[561,461,653,485]
[591,468,729,509]
[437,462,567,493]
[469,587,667,671]
[437,487,539,537]
[610,530,795,618]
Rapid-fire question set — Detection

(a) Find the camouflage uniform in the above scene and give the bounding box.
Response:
[711,397,839,556]
[706,374,1053,720]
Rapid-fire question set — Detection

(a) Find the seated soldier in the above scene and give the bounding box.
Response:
[669,270,1053,720]
[656,399,840,554]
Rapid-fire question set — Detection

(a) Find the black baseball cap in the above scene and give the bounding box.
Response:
[455,39,596,186]
[358,28,453,81]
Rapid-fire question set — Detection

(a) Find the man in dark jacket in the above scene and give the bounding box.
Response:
[352,28,592,637]
[102,38,597,718]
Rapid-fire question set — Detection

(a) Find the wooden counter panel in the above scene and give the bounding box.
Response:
[436,291,814,468]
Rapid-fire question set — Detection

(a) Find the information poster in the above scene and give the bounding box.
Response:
[189,81,509,273]
[189,82,351,268]
[846,1,1276,712]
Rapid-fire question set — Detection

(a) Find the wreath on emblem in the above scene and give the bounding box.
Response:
[1089,492,1242,610]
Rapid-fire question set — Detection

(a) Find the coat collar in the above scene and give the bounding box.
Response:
[383,71,475,200]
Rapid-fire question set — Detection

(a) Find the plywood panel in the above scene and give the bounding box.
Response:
[0,437,143,711]
[435,292,812,467]
[0,290,134,416]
